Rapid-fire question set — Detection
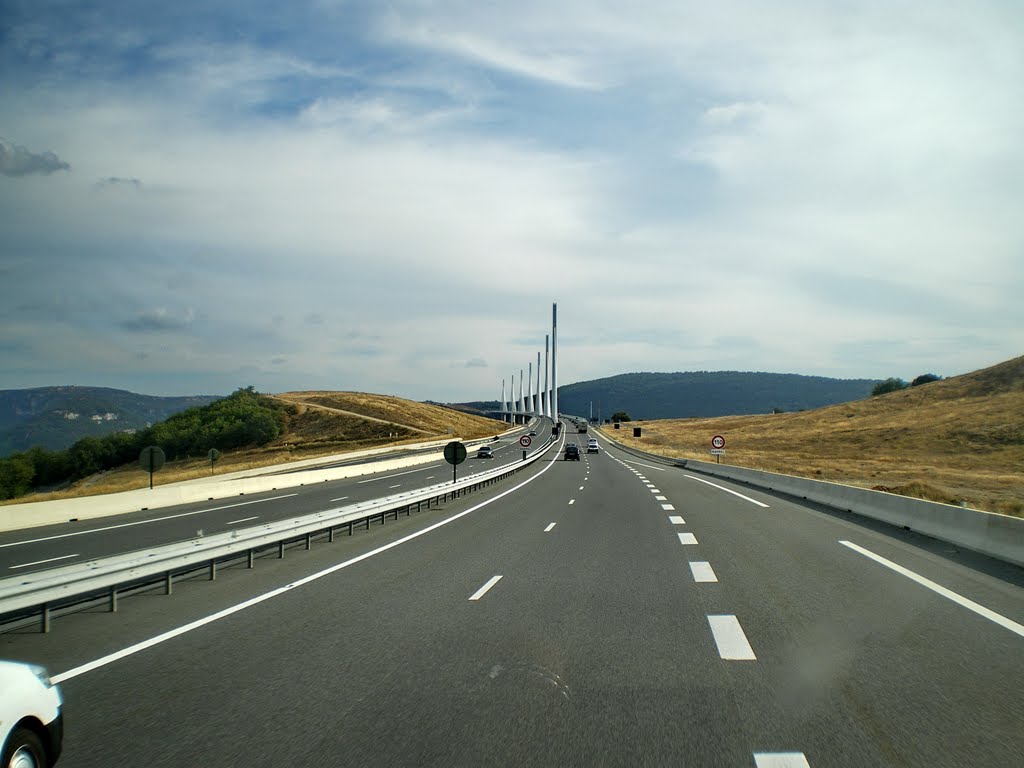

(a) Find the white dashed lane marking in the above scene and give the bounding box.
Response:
[708,615,756,660]
[668,515,685,525]
[689,561,718,583]
[544,523,556,532]
[469,575,503,601]
[677,532,698,545]
[753,753,811,767]
[661,503,675,511]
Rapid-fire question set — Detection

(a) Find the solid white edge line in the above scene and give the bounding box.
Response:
[685,474,769,508]
[840,540,1024,638]
[226,516,260,526]
[356,464,440,484]
[544,522,556,532]
[620,459,667,471]
[468,574,503,601]
[689,561,718,583]
[708,614,757,660]
[677,532,698,545]
[51,433,566,684]
[9,553,79,570]
[0,494,301,549]
[753,753,811,768]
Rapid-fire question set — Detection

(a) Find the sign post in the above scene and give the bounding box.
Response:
[208,448,221,475]
[710,435,726,464]
[519,434,532,461]
[443,441,468,483]
[139,446,166,489]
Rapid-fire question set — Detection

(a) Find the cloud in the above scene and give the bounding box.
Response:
[120,308,194,333]
[97,177,142,189]
[0,138,70,176]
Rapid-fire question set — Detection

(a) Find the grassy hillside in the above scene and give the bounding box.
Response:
[600,356,1024,517]
[558,371,878,421]
[5,391,502,502]
[0,386,220,457]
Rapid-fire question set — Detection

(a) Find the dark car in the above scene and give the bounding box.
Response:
[563,443,581,461]
[477,445,494,459]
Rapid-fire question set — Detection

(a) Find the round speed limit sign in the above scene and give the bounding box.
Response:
[519,435,532,448]
[711,435,726,450]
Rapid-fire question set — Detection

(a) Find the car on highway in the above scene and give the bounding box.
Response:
[476,445,494,459]
[0,660,64,768]
[564,443,581,460]
[587,438,600,454]
[528,430,537,436]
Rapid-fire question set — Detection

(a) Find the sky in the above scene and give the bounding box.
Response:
[2,0,1022,401]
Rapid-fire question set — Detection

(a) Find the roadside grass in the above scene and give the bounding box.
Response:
[600,356,1024,518]
[7,394,503,503]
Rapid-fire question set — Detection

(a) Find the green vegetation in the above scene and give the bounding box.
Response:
[611,411,632,422]
[911,373,943,387]
[0,387,290,501]
[871,377,909,396]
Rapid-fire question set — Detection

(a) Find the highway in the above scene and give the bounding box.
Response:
[0,423,542,574]
[1,425,1022,766]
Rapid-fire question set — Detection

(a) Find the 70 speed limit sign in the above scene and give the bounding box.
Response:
[711,435,726,450]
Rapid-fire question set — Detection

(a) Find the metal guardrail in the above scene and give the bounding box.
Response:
[0,436,557,634]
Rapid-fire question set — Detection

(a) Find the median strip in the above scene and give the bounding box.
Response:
[0,494,299,550]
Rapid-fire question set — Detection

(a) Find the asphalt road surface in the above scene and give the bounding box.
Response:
[2,427,1022,767]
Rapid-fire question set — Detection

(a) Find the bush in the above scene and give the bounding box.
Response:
[911,373,943,387]
[871,378,909,396]
[611,411,632,422]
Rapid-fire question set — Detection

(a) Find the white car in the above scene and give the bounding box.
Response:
[0,660,64,768]
[587,439,600,453]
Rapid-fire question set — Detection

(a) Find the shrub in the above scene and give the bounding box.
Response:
[871,378,908,396]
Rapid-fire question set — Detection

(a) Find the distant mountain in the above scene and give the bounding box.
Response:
[0,386,222,457]
[556,371,879,421]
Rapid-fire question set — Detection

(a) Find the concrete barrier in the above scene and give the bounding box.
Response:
[682,458,1024,567]
[595,428,1024,568]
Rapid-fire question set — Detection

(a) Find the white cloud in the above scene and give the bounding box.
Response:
[1,0,1022,398]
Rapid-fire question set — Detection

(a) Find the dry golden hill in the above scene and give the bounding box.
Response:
[599,355,1024,517]
[270,391,502,448]
[12,392,503,501]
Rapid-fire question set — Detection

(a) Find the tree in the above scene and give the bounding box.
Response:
[871,378,909,396]
[611,411,632,422]
[910,373,942,387]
